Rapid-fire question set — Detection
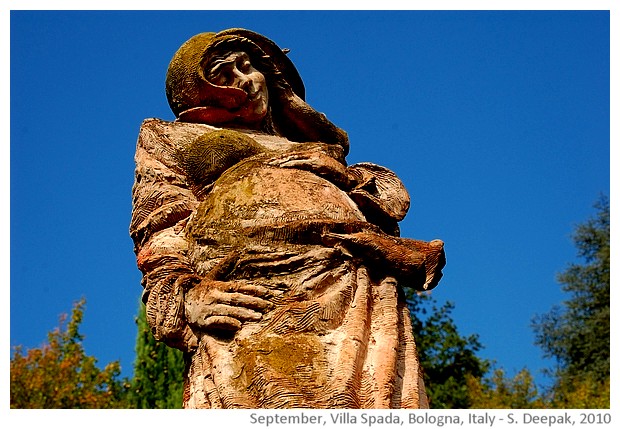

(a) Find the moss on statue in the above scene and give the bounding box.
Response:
[232,333,328,405]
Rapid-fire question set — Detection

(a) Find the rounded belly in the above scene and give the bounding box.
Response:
[188,163,365,241]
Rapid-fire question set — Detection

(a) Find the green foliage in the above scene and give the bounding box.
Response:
[466,368,546,409]
[128,302,185,408]
[547,373,610,408]
[532,195,610,406]
[10,299,129,408]
[407,292,490,408]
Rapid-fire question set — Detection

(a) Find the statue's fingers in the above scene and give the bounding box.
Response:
[204,304,263,323]
[321,231,392,259]
[212,290,272,311]
[202,315,242,332]
[223,283,271,297]
[266,152,305,167]
[178,106,239,124]
[277,159,314,169]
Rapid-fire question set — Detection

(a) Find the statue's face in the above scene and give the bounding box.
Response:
[207,51,269,126]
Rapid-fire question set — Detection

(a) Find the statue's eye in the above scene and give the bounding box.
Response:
[240,61,252,73]
[214,71,231,86]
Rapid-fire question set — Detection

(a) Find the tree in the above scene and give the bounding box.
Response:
[547,373,610,408]
[127,301,185,408]
[407,292,489,408]
[466,368,545,409]
[532,195,610,407]
[10,299,129,408]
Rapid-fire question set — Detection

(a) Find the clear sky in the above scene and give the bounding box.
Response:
[9,8,610,391]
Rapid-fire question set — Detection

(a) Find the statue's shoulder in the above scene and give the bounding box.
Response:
[135,118,347,173]
[138,118,336,154]
[135,118,223,175]
[137,118,221,153]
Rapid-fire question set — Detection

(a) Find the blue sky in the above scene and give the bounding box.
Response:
[9,9,610,391]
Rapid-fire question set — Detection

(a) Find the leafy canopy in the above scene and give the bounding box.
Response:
[532,195,610,407]
[10,298,129,408]
[407,292,489,408]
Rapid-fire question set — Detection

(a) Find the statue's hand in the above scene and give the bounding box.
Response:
[266,149,352,189]
[322,231,445,291]
[178,105,244,124]
[184,280,273,334]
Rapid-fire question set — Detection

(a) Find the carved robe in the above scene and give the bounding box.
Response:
[130,118,444,408]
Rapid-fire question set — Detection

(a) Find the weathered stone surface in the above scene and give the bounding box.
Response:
[130,28,445,409]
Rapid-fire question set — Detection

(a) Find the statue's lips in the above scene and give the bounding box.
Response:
[242,91,267,109]
[238,93,263,108]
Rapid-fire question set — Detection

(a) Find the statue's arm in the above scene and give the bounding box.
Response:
[130,135,200,351]
[136,227,199,351]
[321,164,445,290]
[133,171,273,345]
[267,71,350,151]
[265,145,352,190]
[323,231,445,291]
[132,126,273,344]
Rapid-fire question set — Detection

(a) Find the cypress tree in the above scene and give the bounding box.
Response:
[129,302,185,408]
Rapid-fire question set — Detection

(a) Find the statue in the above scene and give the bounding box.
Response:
[130,28,445,409]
